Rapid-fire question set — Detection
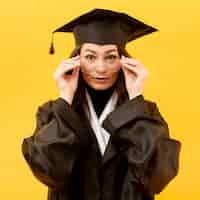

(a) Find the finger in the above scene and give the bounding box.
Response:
[121,63,140,75]
[123,59,147,74]
[120,59,139,67]
[60,59,80,70]
[121,55,138,62]
[65,61,80,75]
[70,55,80,60]
[60,63,77,73]
[53,58,80,79]
[122,65,137,77]
[62,58,79,65]
[122,63,149,80]
[53,63,76,79]
[62,55,80,63]
[72,66,80,76]
[121,56,142,67]
[62,62,80,74]
[53,55,80,78]
[124,57,139,62]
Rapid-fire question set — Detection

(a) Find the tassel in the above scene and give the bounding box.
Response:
[49,33,55,54]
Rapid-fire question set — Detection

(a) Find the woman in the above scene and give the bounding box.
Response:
[22,8,181,200]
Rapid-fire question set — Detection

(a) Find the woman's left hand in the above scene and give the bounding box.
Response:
[120,55,149,100]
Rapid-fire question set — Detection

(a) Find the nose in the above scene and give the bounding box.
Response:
[95,59,107,74]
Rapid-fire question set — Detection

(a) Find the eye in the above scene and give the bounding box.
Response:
[106,55,118,60]
[85,55,96,60]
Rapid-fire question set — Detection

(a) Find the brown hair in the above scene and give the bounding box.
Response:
[69,45,132,119]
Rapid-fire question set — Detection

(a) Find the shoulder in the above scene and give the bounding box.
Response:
[126,94,159,115]
[144,98,158,115]
[120,94,167,125]
[33,100,55,126]
[36,99,54,116]
[143,97,168,127]
[36,97,69,114]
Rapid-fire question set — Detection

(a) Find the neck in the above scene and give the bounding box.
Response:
[85,83,116,117]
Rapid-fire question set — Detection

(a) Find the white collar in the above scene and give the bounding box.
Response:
[85,89,118,155]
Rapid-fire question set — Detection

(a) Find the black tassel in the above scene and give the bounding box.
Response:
[49,33,55,54]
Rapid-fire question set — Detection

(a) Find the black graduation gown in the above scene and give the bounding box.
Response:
[22,94,181,200]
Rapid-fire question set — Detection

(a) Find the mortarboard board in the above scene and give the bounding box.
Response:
[49,8,158,54]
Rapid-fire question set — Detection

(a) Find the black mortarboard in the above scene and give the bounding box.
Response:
[49,8,158,54]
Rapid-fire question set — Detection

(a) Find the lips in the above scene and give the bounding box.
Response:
[96,77,108,79]
[92,76,110,82]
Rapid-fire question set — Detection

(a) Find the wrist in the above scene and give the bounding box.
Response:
[128,91,143,100]
[60,91,74,105]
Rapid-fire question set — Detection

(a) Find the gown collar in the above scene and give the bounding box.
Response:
[85,87,118,155]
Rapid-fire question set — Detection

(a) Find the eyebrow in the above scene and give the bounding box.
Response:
[84,49,118,54]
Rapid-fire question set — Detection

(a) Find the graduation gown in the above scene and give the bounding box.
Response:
[22,94,181,200]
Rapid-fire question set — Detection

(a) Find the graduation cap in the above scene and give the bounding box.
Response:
[49,8,158,54]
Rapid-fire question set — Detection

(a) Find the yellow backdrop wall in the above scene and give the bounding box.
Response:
[0,0,199,199]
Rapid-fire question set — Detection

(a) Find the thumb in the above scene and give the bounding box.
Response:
[121,65,131,77]
[72,66,80,77]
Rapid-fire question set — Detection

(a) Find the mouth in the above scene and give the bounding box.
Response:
[95,76,109,79]
[96,77,108,79]
[92,76,110,82]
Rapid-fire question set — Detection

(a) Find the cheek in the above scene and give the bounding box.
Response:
[110,62,121,73]
[80,59,93,74]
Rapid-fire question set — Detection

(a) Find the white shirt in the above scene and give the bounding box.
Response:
[85,89,118,155]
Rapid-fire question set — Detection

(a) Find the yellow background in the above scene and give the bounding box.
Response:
[0,0,199,199]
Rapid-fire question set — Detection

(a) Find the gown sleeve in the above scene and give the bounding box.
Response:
[103,95,181,196]
[22,98,90,191]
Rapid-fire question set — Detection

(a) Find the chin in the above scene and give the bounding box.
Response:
[89,83,114,90]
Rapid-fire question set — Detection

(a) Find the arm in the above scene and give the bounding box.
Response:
[22,98,90,191]
[103,95,181,196]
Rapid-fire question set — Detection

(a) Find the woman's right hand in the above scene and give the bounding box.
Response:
[53,55,80,104]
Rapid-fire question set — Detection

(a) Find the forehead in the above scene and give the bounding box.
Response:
[81,43,118,53]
